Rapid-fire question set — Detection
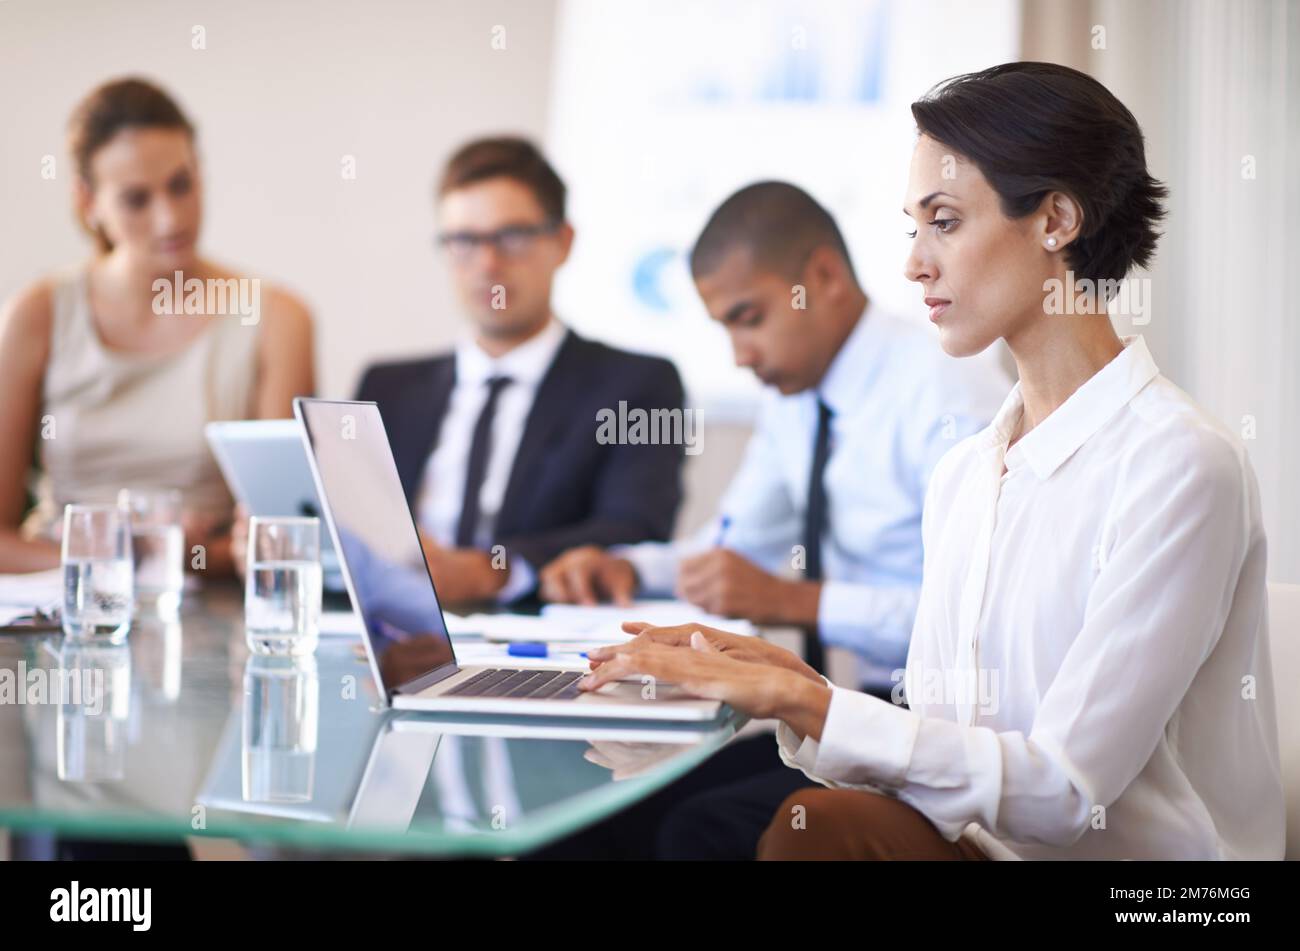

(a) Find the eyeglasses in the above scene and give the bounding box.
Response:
[436,221,561,261]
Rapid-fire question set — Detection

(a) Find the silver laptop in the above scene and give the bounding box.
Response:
[293,398,724,722]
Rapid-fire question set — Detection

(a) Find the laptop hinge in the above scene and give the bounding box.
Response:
[394,662,462,698]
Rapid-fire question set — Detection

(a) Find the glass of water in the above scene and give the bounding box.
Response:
[61,503,133,643]
[245,516,321,656]
[118,487,185,620]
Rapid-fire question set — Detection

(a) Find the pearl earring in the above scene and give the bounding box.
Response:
[1046,237,1058,248]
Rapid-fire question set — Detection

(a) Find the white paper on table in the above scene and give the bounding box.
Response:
[316,606,477,638]
[0,605,48,626]
[448,612,635,644]
[0,568,63,623]
[539,601,758,638]
[316,607,731,647]
[315,610,615,646]
[451,640,595,671]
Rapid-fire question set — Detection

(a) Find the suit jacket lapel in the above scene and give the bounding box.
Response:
[494,331,586,536]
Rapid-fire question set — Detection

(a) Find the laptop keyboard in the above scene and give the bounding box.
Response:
[445,668,584,701]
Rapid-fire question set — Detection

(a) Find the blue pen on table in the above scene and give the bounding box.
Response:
[507,642,587,658]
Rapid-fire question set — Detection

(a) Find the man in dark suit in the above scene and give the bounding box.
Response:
[355,137,686,604]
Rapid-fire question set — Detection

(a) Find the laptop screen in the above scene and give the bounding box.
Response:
[295,399,456,697]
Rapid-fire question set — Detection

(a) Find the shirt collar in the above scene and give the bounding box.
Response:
[816,300,888,415]
[991,335,1159,480]
[455,318,567,388]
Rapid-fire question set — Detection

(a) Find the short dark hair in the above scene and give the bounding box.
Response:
[690,181,855,281]
[437,136,567,223]
[911,62,1166,285]
[67,77,195,252]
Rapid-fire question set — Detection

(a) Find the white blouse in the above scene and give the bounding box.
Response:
[778,336,1284,859]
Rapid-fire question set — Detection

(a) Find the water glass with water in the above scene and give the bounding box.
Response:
[118,487,185,619]
[61,503,133,643]
[244,516,321,656]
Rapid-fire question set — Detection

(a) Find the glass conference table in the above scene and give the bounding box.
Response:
[0,583,743,858]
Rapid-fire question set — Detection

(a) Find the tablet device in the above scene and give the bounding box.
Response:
[205,419,347,598]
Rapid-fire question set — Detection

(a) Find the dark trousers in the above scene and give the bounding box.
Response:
[526,732,816,861]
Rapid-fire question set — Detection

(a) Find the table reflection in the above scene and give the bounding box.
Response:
[132,616,182,703]
[56,641,131,783]
[242,655,319,803]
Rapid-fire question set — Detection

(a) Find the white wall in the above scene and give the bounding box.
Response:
[0,0,558,400]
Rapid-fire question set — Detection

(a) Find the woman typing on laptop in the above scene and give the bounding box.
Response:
[0,77,314,574]
[577,63,1284,860]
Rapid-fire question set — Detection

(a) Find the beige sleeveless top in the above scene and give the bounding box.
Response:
[23,266,261,539]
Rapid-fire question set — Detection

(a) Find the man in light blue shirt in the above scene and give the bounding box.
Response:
[541,181,1006,688]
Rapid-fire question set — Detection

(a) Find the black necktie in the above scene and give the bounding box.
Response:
[455,375,513,549]
[801,398,834,673]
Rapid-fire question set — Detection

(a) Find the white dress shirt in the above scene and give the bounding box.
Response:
[619,304,1007,679]
[778,335,1284,859]
[415,318,567,601]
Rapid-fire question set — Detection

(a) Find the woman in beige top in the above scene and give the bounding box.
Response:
[0,78,314,575]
